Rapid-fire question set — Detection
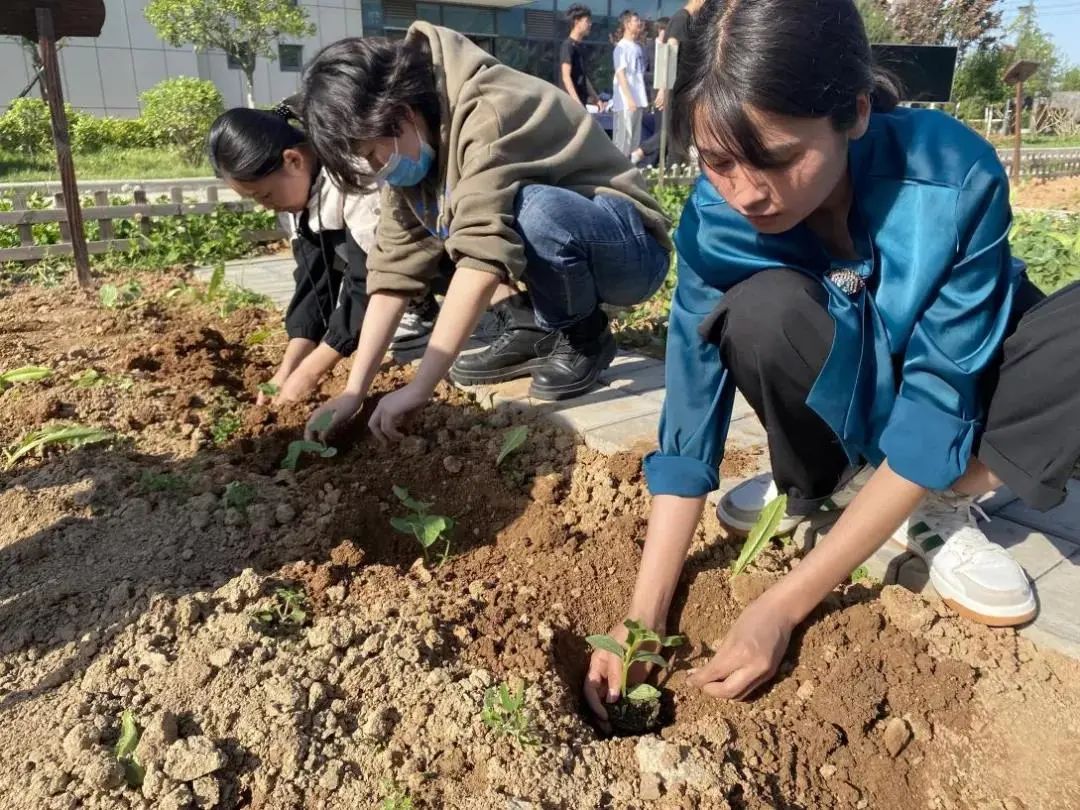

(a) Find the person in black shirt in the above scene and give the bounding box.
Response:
[558,4,605,109]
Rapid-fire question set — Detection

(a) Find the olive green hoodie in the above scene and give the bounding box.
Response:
[366,22,672,296]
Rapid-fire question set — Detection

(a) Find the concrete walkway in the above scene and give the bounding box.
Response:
[201,255,1080,660]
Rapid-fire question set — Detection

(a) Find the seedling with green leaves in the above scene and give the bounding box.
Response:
[390,485,454,567]
[113,709,145,788]
[252,587,309,633]
[482,680,540,748]
[69,369,135,390]
[99,281,142,309]
[3,425,112,470]
[281,411,338,471]
[496,425,529,466]
[380,781,414,810]
[586,620,685,735]
[246,326,274,346]
[138,471,191,498]
[208,390,242,446]
[0,365,52,391]
[731,494,788,577]
[223,480,256,513]
[257,381,280,397]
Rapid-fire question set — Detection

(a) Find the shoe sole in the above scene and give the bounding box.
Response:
[448,358,547,387]
[897,537,1038,627]
[527,339,617,401]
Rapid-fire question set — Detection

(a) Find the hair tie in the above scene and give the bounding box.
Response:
[273,101,295,121]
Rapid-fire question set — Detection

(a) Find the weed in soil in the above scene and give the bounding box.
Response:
[3,423,112,469]
[99,280,142,310]
[496,425,529,466]
[390,485,455,567]
[481,680,540,748]
[222,480,256,513]
[113,709,145,788]
[586,619,685,736]
[0,365,52,391]
[252,586,310,635]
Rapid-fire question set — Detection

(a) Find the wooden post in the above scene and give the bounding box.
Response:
[36,6,90,287]
[94,190,114,240]
[1012,80,1023,183]
[13,191,33,248]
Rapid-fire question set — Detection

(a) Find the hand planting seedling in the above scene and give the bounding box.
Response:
[257,381,280,397]
[113,709,145,788]
[482,680,540,748]
[731,494,788,577]
[586,620,685,735]
[0,365,52,392]
[252,587,309,634]
[281,410,338,471]
[496,425,529,466]
[390,485,454,567]
[3,425,112,470]
[99,281,142,309]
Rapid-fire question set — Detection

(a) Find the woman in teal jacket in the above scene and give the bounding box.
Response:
[585,0,1080,723]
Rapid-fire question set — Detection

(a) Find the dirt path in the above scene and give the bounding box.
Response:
[1012,176,1080,211]
[1,272,1078,809]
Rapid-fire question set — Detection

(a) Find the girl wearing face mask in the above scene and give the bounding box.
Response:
[297,25,672,443]
[584,0,1079,726]
[207,102,441,405]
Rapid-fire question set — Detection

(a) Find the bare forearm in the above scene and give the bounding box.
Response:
[293,341,343,381]
[343,292,408,396]
[769,461,926,623]
[412,268,500,394]
[616,69,633,104]
[629,494,707,625]
[280,338,317,376]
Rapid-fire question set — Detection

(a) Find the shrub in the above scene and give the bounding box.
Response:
[139,78,223,165]
[0,98,53,156]
[71,115,153,152]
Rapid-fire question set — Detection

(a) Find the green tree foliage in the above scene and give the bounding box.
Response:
[144,0,314,108]
[139,78,224,165]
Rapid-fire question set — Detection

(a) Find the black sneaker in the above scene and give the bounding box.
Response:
[449,294,556,386]
[529,309,617,401]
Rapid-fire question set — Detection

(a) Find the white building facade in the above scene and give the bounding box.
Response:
[0,0,367,116]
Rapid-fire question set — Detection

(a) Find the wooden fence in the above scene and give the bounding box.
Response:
[0,184,288,264]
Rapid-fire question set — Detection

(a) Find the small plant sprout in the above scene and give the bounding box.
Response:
[114,709,145,788]
[99,281,142,309]
[223,481,256,512]
[380,781,414,810]
[850,565,871,584]
[252,587,309,633]
[0,365,52,391]
[257,381,280,397]
[3,425,112,470]
[70,368,103,387]
[281,410,338,471]
[138,471,191,498]
[731,494,788,577]
[496,425,529,466]
[390,485,454,567]
[587,620,685,704]
[246,326,274,346]
[482,680,540,748]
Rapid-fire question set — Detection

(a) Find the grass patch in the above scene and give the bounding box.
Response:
[0,147,211,183]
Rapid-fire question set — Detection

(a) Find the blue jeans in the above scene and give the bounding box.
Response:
[513,184,670,330]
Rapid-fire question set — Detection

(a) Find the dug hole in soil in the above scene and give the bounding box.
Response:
[1,270,1078,810]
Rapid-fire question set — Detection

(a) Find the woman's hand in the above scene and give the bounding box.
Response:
[583,617,663,732]
[687,590,795,700]
[275,365,321,404]
[368,382,431,444]
[256,367,291,406]
[304,390,364,442]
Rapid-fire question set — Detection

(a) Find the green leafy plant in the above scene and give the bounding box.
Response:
[252,587,309,633]
[731,494,788,577]
[3,425,112,470]
[0,365,51,391]
[70,368,103,387]
[223,480,256,512]
[99,280,142,309]
[257,381,280,397]
[850,565,871,584]
[138,471,191,498]
[113,709,145,788]
[208,390,242,446]
[1010,212,1080,294]
[496,425,529,466]
[137,76,225,164]
[280,411,338,471]
[482,681,540,748]
[246,326,274,346]
[380,781,414,810]
[390,485,454,567]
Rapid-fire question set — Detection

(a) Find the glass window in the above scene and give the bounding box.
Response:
[361,0,385,35]
[442,5,495,34]
[527,40,556,82]
[226,52,242,70]
[416,2,441,23]
[495,37,530,71]
[584,42,614,95]
[278,44,304,72]
[497,8,527,37]
[586,15,613,42]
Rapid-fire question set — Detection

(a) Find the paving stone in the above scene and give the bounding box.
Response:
[978,487,1019,515]
[1021,551,1080,658]
[982,518,1078,579]
[996,480,1080,544]
[584,413,661,455]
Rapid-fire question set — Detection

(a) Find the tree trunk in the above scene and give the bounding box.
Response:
[244,68,256,108]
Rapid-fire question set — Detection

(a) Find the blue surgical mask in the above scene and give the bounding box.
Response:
[376,124,435,188]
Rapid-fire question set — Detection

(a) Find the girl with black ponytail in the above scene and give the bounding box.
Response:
[206,99,439,405]
[584,0,1080,725]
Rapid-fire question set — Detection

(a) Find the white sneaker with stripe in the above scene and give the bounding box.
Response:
[899,491,1037,627]
[716,467,871,535]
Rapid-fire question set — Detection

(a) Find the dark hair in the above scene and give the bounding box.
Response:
[672,0,900,170]
[613,9,640,41]
[300,36,440,193]
[565,3,592,24]
[206,99,306,181]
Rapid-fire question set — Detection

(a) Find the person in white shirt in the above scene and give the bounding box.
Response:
[611,10,648,157]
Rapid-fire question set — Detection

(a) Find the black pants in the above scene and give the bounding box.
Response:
[703,269,1080,512]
